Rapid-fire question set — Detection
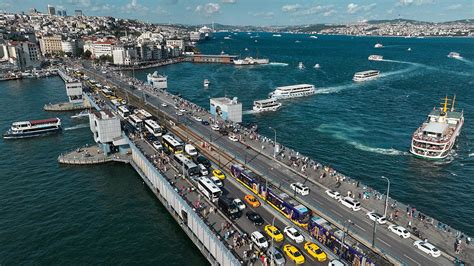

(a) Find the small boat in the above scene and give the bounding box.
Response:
[224,36,232,40]
[368,55,383,61]
[272,34,282,37]
[71,110,90,119]
[313,64,320,69]
[309,35,318,39]
[447,52,462,59]
[374,43,383,48]
[295,40,301,43]
[203,79,210,87]
[298,62,305,69]
[407,48,412,51]
[3,117,61,139]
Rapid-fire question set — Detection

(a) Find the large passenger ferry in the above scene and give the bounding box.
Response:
[253,99,282,112]
[353,70,380,82]
[233,57,269,65]
[269,84,316,100]
[3,117,61,139]
[410,96,464,160]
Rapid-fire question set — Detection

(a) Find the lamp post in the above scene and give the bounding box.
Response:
[381,176,390,218]
[270,216,276,266]
[341,219,352,259]
[268,127,277,158]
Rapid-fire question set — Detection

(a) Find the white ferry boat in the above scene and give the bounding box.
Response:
[368,55,383,61]
[374,43,383,48]
[3,117,61,139]
[253,99,282,112]
[447,52,462,59]
[147,71,167,89]
[410,96,464,160]
[203,79,210,87]
[309,35,318,39]
[269,84,316,100]
[233,57,269,65]
[353,70,380,82]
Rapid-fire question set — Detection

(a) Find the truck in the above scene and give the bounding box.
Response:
[218,196,241,220]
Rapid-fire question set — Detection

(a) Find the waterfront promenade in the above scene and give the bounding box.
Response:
[58,146,130,165]
[75,61,472,265]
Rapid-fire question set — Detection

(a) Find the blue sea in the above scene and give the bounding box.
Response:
[0,33,473,263]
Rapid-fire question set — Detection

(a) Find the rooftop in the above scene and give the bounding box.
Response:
[423,122,448,134]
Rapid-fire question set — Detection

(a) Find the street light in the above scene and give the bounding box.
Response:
[270,216,276,266]
[381,176,390,218]
[341,219,353,259]
[268,127,277,158]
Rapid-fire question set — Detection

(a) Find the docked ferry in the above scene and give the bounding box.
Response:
[147,71,167,89]
[368,55,383,61]
[447,52,462,59]
[253,98,282,112]
[410,96,464,160]
[3,117,61,139]
[269,84,316,100]
[353,70,380,82]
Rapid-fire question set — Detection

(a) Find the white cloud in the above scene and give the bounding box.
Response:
[250,11,274,19]
[195,3,220,17]
[323,9,336,17]
[281,4,302,13]
[446,4,461,10]
[221,0,236,4]
[121,0,148,14]
[91,4,116,12]
[397,0,435,7]
[347,3,376,14]
[67,0,91,7]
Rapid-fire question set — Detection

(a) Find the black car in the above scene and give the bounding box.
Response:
[246,211,264,226]
[195,155,211,168]
[201,120,210,126]
[219,129,229,136]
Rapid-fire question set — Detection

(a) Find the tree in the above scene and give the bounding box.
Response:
[83,50,92,59]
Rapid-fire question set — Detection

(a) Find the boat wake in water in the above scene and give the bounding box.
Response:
[348,141,409,156]
[457,57,474,67]
[64,124,89,131]
[243,110,258,115]
[314,83,357,94]
[267,62,289,66]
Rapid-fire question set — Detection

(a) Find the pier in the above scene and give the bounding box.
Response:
[58,145,130,165]
[74,64,473,265]
[189,54,238,64]
[45,68,90,111]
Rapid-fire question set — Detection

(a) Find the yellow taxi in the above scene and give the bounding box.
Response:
[212,169,226,180]
[304,241,327,262]
[264,224,284,242]
[244,194,260,208]
[283,244,305,265]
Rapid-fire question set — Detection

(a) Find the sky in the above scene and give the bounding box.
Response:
[1,0,473,25]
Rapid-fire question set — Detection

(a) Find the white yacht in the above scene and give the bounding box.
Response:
[374,43,383,48]
[407,48,412,51]
[309,35,318,39]
[353,70,380,82]
[313,64,321,69]
[269,84,316,100]
[410,96,464,160]
[253,99,282,112]
[147,71,167,89]
[203,79,210,87]
[368,55,383,61]
[447,52,462,59]
[298,62,305,69]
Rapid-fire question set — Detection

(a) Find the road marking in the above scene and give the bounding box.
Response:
[403,254,421,266]
[332,210,343,217]
[354,224,367,232]
[377,237,392,247]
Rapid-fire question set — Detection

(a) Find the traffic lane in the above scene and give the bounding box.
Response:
[181,121,448,266]
[222,177,328,266]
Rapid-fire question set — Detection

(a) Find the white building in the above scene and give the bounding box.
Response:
[112,45,135,65]
[61,39,76,55]
[89,110,121,144]
[0,41,41,70]
[84,40,115,58]
[166,39,184,50]
[210,97,242,123]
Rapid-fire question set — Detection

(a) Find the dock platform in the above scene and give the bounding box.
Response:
[44,99,91,111]
[58,145,130,165]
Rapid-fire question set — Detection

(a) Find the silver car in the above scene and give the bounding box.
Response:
[266,246,285,266]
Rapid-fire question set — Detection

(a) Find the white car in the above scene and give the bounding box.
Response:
[152,141,163,151]
[366,211,387,225]
[211,124,220,131]
[228,134,239,142]
[176,111,183,116]
[179,108,187,113]
[328,259,345,266]
[251,231,268,249]
[283,226,304,244]
[233,198,246,211]
[388,225,411,239]
[325,189,341,200]
[413,240,441,257]
[193,116,203,122]
[161,103,168,107]
[290,182,309,196]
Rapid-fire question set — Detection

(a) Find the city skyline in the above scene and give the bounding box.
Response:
[1,0,473,26]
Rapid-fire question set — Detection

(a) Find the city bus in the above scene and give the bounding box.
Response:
[136,109,153,119]
[128,114,143,131]
[173,154,200,178]
[117,105,130,118]
[144,119,162,137]
[161,134,184,154]
[111,99,121,107]
[197,176,222,202]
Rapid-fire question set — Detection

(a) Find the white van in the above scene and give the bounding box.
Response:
[210,175,223,187]
[339,196,361,211]
[290,182,310,196]
[251,231,268,249]
[185,144,198,156]
[198,164,208,176]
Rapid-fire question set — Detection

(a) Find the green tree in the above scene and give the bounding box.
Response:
[83,50,92,59]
